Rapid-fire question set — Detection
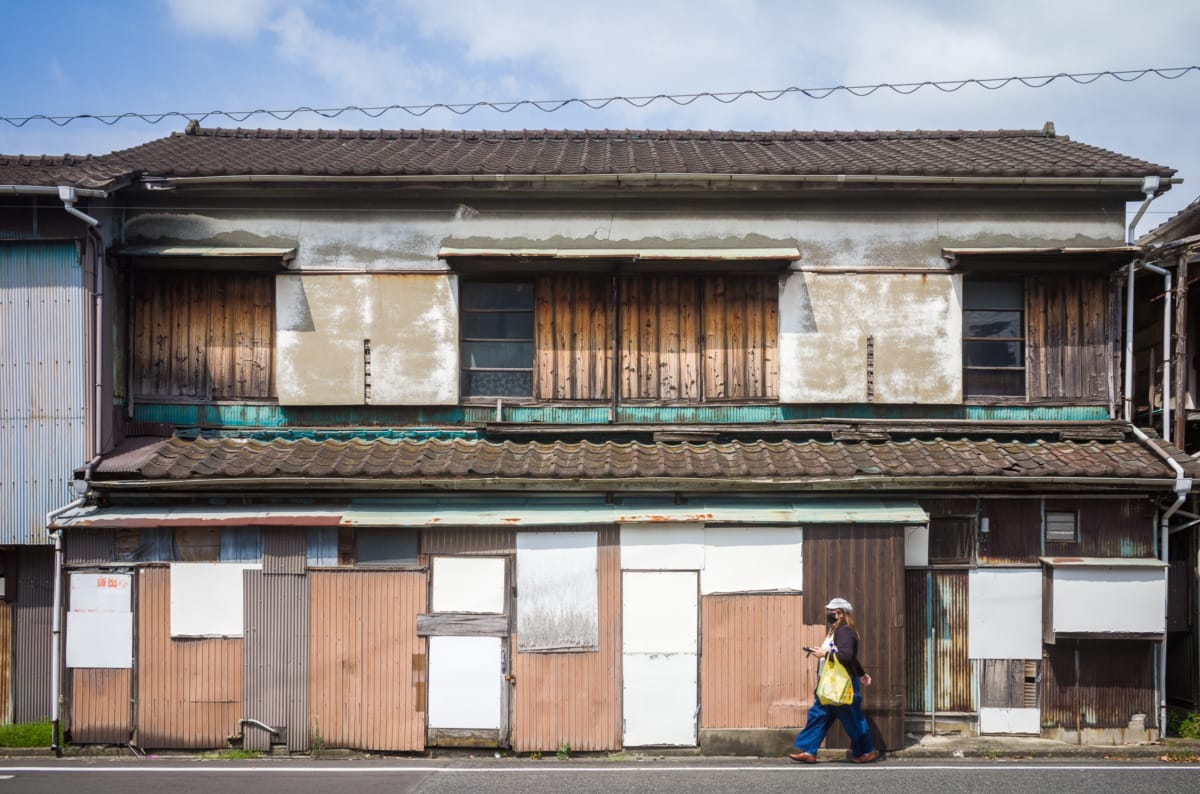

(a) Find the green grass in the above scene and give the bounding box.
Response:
[200,749,263,760]
[0,720,52,747]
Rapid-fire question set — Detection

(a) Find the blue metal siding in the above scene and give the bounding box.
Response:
[0,241,87,544]
[219,527,263,562]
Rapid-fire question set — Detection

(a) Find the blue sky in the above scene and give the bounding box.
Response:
[3,0,1199,233]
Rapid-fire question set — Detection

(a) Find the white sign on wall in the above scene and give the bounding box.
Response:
[516,531,598,651]
[968,569,1043,660]
[432,556,506,614]
[619,524,705,570]
[66,572,133,669]
[169,563,261,638]
[700,527,803,594]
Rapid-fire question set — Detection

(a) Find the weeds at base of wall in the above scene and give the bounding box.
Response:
[1167,710,1200,740]
[310,722,326,757]
[0,720,52,748]
[201,749,263,760]
[1161,746,1200,763]
[556,742,571,761]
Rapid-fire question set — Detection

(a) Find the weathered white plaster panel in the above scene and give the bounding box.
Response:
[701,527,803,594]
[779,271,961,404]
[276,273,458,405]
[66,611,133,669]
[619,523,704,570]
[70,572,131,612]
[1051,565,1166,634]
[979,707,1041,735]
[905,525,929,567]
[169,563,260,637]
[427,635,502,729]
[622,652,698,746]
[969,569,1042,660]
[432,556,506,614]
[516,531,598,651]
[622,571,698,654]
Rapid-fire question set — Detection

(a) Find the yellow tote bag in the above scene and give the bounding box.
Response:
[816,652,854,706]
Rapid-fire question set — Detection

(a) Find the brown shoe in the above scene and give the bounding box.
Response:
[852,750,878,764]
[788,751,818,764]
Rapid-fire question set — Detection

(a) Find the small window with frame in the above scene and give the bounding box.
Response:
[963,279,1025,398]
[928,516,975,565]
[461,281,535,399]
[1045,510,1079,543]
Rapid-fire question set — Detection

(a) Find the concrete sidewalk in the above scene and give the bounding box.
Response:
[879,733,1199,760]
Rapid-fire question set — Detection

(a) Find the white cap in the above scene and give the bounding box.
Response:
[825,597,853,613]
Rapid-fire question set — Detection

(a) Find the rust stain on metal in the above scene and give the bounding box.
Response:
[73,515,342,529]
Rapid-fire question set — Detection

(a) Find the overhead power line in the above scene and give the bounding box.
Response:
[3,66,1197,128]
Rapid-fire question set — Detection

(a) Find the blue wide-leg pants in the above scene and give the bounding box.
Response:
[792,676,874,757]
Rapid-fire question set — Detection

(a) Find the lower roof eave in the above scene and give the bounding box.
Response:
[86,474,1185,494]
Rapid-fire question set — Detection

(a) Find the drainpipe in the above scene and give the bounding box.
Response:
[57,186,100,228]
[1131,425,1191,736]
[46,497,86,756]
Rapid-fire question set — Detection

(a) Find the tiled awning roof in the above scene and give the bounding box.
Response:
[91,433,1197,488]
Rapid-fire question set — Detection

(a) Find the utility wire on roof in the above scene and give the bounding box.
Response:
[2,66,1197,128]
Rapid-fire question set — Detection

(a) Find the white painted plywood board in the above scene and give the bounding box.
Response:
[905,524,929,567]
[622,571,698,654]
[979,707,1041,735]
[432,556,506,614]
[1052,567,1166,634]
[169,563,260,638]
[701,527,803,594]
[516,531,598,651]
[622,652,697,746]
[619,524,704,570]
[427,636,502,730]
[66,611,132,668]
[969,569,1043,660]
[70,572,131,612]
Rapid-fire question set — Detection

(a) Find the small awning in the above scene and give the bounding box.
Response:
[117,245,297,270]
[1040,556,1167,568]
[438,238,800,272]
[943,246,1138,272]
[51,497,925,530]
[439,246,801,261]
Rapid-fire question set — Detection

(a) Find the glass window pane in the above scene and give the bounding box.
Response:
[964,280,1023,310]
[462,312,534,340]
[356,529,419,565]
[964,310,1022,339]
[464,341,534,369]
[463,370,533,397]
[462,282,534,310]
[965,369,1025,397]
[964,340,1023,368]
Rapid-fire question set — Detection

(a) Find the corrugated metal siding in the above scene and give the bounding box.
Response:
[511,526,619,752]
[263,528,305,575]
[802,523,905,751]
[700,594,824,729]
[65,529,114,564]
[0,601,12,723]
[243,570,308,752]
[137,567,243,748]
[70,669,131,744]
[1043,639,1157,730]
[904,570,973,713]
[13,546,53,722]
[1046,498,1156,558]
[0,240,88,545]
[979,499,1042,565]
[309,570,426,751]
[423,528,516,557]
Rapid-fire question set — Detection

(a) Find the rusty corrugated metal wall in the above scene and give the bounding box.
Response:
[309,570,426,751]
[904,570,973,713]
[137,567,243,748]
[0,601,11,723]
[511,526,620,752]
[802,523,904,751]
[13,546,53,722]
[1046,498,1155,558]
[423,527,515,557]
[700,594,824,729]
[244,567,308,752]
[978,499,1041,565]
[65,529,114,564]
[70,669,131,744]
[263,528,305,575]
[1043,639,1157,730]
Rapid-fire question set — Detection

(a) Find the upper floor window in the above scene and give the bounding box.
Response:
[460,282,535,398]
[963,279,1025,398]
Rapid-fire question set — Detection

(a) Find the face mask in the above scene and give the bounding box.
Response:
[826,611,838,623]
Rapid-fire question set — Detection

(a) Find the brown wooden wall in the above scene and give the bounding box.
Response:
[309,570,426,751]
[700,594,823,729]
[137,567,243,748]
[802,524,905,751]
[0,602,10,724]
[510,527,621,752]
[1042,639,1157,730]
[132,270,274,400]
[70,669,131,744]
[535,275,613,401]
[1026,275,1110,402]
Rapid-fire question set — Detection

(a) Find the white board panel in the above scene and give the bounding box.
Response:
[516,531,598,651]
[432,556,505,613]
[619,524,704,570]
[427,636,502,730]
[968,569,1042,659]
[1052,567,1166,634]
[979,707,1041,735]
[622,571,698,654]
[905,524,929,567]
[169,563,260,637]
[623,652,697,746]
[66,611,132,668]
[70,573,131,612]
[701,527,803,594]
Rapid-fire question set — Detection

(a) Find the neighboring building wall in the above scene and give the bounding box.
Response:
[0,601,11,724]
[12,547,53,723]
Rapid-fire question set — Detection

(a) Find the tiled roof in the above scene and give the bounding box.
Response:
[1,125,1176,190]
[96,434,1195,484]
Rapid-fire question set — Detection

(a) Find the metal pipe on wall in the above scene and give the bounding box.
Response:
[45,498,84,754]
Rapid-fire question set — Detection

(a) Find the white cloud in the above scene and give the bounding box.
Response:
[162,0,290,39]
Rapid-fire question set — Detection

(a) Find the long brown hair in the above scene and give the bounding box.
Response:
[830,610,859,637]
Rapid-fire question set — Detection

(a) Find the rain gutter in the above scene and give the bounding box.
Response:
[45,497,86,756]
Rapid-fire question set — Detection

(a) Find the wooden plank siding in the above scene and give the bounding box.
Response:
[535,275,613,401]
[1026,275,1109,402]
[132,270,274,400]
[70,669,132,744]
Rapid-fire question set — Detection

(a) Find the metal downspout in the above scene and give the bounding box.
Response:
[46,497,85,755]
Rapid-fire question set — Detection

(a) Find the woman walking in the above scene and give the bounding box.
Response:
[788,597,878,764]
